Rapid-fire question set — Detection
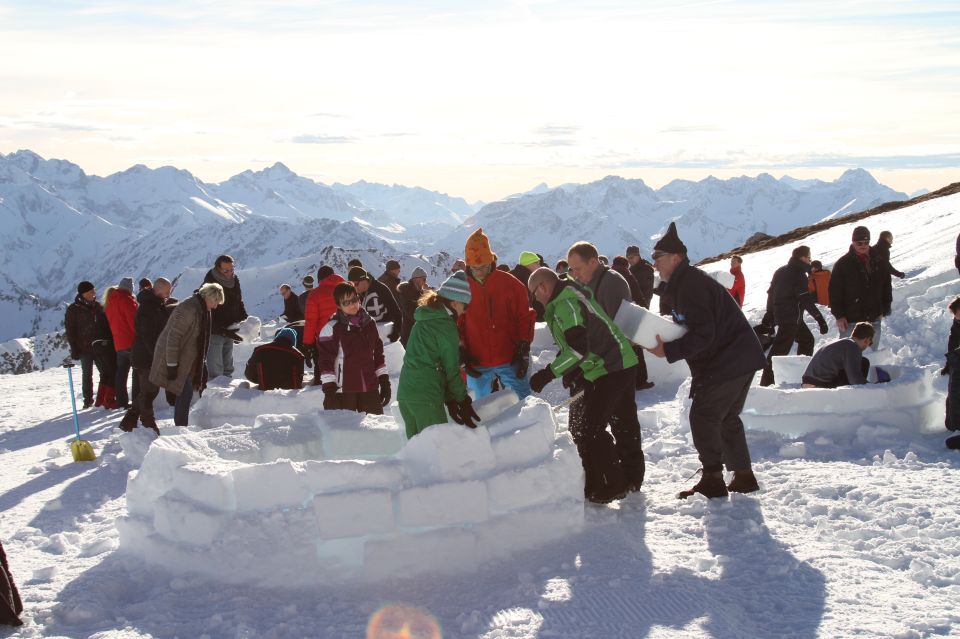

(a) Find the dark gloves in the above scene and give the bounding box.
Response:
[512,340,531,379]
[561,367,586,395]
[447,397,480,428]
[816,315,828,335]
[302,344,316,369]
[387,327,401,343]
[378,374,391,406]
[460,347,481,378]
[759,312,775,333]
[166,365,178,380]
[322,382,338,395]
[529,367,556,393]
[222,329,242,343]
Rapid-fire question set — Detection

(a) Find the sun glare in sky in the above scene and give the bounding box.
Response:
[1,0,957,200]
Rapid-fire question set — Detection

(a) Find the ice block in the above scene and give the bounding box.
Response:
[613,302,688,350]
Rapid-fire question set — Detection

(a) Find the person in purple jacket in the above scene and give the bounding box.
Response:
[316,282,390,414]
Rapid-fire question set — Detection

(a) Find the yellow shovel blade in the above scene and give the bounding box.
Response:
[70,439,97,462]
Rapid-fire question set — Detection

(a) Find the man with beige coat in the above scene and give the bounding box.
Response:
[149,283,223,426]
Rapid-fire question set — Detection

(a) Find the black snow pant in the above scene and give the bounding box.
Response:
[760,318,814,386]
[568,366,644,500]
[688,373,754,473]
[123,368,161,428]
[947,351,960,431]
[633,345,650,386]
[0,541,23,626]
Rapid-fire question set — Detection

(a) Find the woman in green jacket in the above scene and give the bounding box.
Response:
[397,271,480,438]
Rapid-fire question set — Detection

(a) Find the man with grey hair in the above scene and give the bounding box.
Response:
[121,277,174,433]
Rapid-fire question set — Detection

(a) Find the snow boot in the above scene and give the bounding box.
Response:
[727,470,760,494]
[119,408,139,432]
[0,541,23,626]
[946,434,960,450]
[678,470,728,499]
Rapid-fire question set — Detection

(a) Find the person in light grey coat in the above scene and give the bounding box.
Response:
[149,283,224,425]
[801,322,874,388]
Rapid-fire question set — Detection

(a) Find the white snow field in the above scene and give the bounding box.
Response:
[1,192,959,638]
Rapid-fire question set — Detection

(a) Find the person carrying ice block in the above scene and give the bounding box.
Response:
[645,222,766,500]
[527,267,643,504]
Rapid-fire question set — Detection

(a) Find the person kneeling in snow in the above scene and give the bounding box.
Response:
[942,297,960,449]
[801,322,874,388]
[244,327,304,391]
[316,283,390,414]
[397,271,480,439]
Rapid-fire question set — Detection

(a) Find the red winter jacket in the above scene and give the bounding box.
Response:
[727,266,745,307]
[316,309,387,393]
[460,268,536,368]
[303,274,345,346]
[105,288,138,351]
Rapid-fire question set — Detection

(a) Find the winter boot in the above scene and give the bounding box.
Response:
[727,470,760,494]
[119,408,139,432]
[678,470,728,499]
[946,434,960,450]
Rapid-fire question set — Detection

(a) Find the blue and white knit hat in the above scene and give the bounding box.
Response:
[438,271,471,304]
[274,327,298,346]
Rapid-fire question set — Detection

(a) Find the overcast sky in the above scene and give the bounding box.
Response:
[1,0,958,201]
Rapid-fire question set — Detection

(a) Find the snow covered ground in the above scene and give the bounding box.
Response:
[1,193,959,638]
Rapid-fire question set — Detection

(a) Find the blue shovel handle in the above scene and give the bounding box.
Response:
[64,364,83,442]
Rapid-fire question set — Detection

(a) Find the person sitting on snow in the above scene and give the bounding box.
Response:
[397,271,479,438]
[801,322,874,388]
[942,297,960,449]
[244,327,305,391]
[316,282,390,415]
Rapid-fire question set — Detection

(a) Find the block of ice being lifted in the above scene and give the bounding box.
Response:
[613,302,688,350]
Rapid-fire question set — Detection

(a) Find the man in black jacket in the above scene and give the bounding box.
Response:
[613,256,654,390]
[120,278,173,432]
[829,226,889,349]
[625,245,654,309]
[348,266,402,343]
[278,284,304,323]
[646,223,766,499]
[759,246,829,386]
[65,281,108,408]
[203,254,248,378]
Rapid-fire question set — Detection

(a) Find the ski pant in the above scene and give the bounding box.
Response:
[79,353,104,405]
[633,345,650,386]
[174,377,193,426]
[133,368,160,425]
[568,366,645,499]
[115,348,139,407]
[760,318,815,386]
[947,351,960,431]
[206,334,235,379]
[840,319,882,350]
[467,363,530,400]
[398,401,449,440]
[688,373,754,473]
[324,390,383,415]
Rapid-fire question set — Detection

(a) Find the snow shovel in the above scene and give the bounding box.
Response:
[64,363,96,462]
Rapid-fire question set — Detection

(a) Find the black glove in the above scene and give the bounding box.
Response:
[445,399,463,424]
[458,396,480,429]
[378,374,391,406]
[816,316,828,335]
[387,328,401,343]
[460,347,481,378]
[322,382,338,395]
[759,312,775,333]
[529,367,556,393]
[166,365,178,380]
[561,367,586,395]
[302,344,316,368]
[512,340,531,379]
[222,329,242,343]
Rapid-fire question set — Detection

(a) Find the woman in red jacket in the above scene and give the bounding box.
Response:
[105,277,139,408]
[302,266,345,374]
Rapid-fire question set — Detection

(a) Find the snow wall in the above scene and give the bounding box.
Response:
[117,387,584,586]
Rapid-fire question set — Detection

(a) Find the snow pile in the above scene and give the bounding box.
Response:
[117,395,583,585]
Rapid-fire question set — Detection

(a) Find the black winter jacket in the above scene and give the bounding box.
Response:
[873,238,904,279]
[828,247,890,323]
[765,257,824,326]
[131,289,173,369]
[64,296,109,357]
[612,264,644,308]
[361,275,402,340]
[202,269,248,334]
[629,260,655,309]
[661,260,766,386]
[282,294,304,323]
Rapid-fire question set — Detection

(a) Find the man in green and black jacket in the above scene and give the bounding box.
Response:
[527,267,644,504]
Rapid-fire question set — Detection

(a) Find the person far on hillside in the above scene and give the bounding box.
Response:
[316,282,390,414]
[801,322,874,389]
[203,254,248,379]
[942,297,960,449]
[397,271,479,438]
[829,226,890,349]
[347,266,403,343]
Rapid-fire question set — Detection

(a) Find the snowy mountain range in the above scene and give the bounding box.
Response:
[0,149,910,365]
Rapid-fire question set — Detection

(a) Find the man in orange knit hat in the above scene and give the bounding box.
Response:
[460,228,537,399]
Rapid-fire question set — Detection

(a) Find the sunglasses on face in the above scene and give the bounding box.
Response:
[340,296,361,306]
[651,251,670,260]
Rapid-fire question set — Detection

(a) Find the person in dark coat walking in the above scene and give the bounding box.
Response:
[943,297,960,447]
[613,255,655,390]
[245,327,304,390]
[65,281,109,408]
[397,267,429,347]
[829,226,889,348]
[202,255,248,378]
[377,260,403,297]
[646,222,766,499]
[316,282,390,414]
[278,284,304,322]
[759,246,829,386]
[625,245,655,309]
[348,266,402,343]
[120,278,174,432]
